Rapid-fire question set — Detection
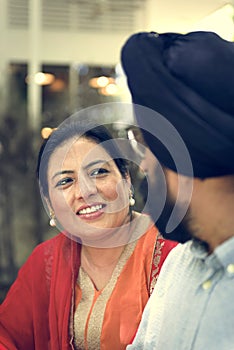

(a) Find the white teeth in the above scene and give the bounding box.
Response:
[78,204,103,215]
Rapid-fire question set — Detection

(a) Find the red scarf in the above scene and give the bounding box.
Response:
[0,234,80,350]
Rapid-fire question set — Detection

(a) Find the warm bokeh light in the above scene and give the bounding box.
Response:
[89,76,115,88]
[41,127,57,139]
[97,76,109,87]
[49,78,66,92]
[25,72,55,85]
[99,83,119,96]
[105,83,118,95]
[34,72,55,85]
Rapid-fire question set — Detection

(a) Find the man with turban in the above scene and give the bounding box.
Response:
[121,31,234,349]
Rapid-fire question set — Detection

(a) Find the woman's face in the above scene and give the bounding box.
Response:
[47,137,131,242]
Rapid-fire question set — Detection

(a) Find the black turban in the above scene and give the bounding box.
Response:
[121,31,234,178]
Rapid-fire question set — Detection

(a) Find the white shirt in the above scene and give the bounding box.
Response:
[127,236,234,350]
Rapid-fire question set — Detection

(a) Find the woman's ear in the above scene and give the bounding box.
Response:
[43,196,53,214]
[125,174,133,195]
[43,197,57,227]
[125,172,131,187]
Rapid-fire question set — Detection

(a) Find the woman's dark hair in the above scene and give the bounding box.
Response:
[37,117,129,198]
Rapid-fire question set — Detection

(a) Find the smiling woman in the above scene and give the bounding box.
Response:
[0,114,177,350]
[47,136,133,246]
[38,117,134,247]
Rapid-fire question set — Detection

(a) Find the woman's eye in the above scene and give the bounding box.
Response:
[90,168,109,177]
[55,177,74,188]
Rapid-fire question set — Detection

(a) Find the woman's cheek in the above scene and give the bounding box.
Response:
[101,178,125,202]
[50,190,71,211]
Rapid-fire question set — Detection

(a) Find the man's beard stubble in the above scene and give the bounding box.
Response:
[153,194,192,243]
[143,173,193,244]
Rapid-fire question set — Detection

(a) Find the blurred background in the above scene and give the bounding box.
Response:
[0,0,233,302]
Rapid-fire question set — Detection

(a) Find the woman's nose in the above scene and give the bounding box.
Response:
[75,176,97,200]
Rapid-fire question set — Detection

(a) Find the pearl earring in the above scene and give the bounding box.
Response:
[129,191,135,207]
[49,212,56,227]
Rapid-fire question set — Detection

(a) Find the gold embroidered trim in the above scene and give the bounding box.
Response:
[149,234,164,295]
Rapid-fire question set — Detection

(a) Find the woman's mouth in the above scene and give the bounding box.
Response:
[76,204,105,219]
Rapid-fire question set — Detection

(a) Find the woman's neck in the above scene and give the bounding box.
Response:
[81,245,125,269]
[80,245,126,290]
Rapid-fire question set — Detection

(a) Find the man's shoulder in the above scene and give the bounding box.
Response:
[163,240,192,261]
[155,240,194,282]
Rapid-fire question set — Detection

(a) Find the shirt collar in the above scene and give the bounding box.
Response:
[190,235,234,269]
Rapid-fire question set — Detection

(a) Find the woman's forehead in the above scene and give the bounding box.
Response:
[48,136,113,168]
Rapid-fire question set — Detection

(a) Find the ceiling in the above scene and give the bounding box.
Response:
[8,0,147,32]
[154,0,229,20]
[8,0,232,33]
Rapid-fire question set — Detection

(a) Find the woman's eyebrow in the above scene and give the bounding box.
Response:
[52,170,74,180]
[51,160,109,180]
[83,159,109,170]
